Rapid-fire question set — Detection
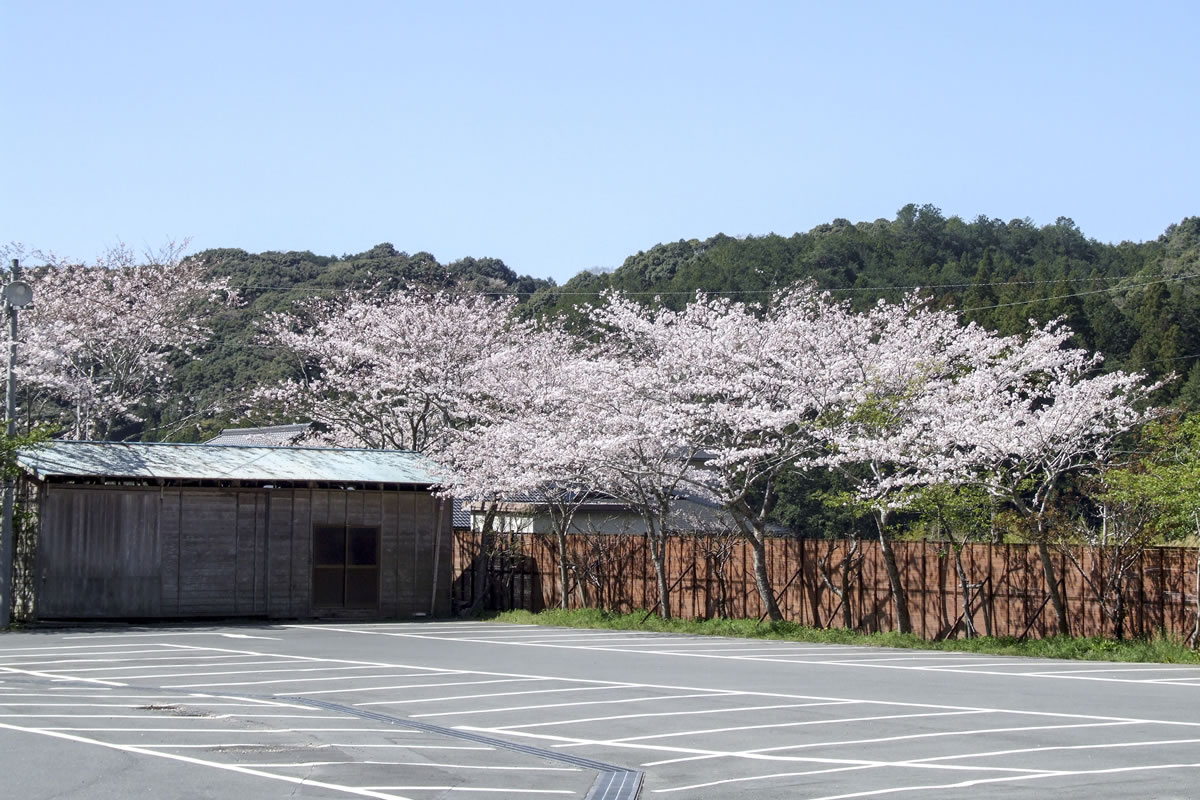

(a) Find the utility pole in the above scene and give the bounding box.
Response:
[0,259,32,628]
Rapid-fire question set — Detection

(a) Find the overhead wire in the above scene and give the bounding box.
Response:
[219,271,1159,298]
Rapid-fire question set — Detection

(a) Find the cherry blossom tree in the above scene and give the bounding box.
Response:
[440,323,603,609]
[946,321,1161,635]
[825,302,1160,636]
[579,356,707,620]
[260,289,526,452]
[13,242,235,439]
[450,297,713,620]
[586,287,863,621]
[821,295,1008,633]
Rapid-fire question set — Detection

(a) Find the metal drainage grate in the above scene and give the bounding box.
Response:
[279,695,644,800]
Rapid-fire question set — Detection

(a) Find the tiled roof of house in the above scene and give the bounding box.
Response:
[204,423,312,447]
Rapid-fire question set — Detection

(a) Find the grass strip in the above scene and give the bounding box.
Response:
[485,608,1200,664]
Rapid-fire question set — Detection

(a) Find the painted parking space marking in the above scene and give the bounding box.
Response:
[354,786,575,794]
[638,719,1146,766]
[411,693,737,719]
[0,720,427,800]
[499,701,862,732]
[306,623,1200,797]
[0,634,636,799]
[8,622,1200,799]
[0,665,128,686]
[356,684,640,708]
[303,677,545,696]
[330,621,1200,688]
[162,670,465,689]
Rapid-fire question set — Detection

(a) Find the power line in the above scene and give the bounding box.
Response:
[219,271,1154,298]
[960,271,1200,313]
[216,270,1200,318]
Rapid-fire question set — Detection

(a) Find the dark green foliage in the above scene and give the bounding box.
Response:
[165,245,552,438]
[166,208,1199,450]
[531,207,1200,408]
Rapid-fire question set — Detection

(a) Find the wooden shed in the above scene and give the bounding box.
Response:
[15,441,452,621]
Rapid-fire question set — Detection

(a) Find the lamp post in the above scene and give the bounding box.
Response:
[0,258,32,628]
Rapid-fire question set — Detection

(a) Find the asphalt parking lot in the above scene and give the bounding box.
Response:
[3,621,1200,799]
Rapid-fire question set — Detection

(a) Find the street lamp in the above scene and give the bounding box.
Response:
[0,258,32,628]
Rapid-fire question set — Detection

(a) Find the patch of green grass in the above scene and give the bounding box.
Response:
[484,609,1200,664]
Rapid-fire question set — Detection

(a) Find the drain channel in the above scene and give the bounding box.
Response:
[280,695,643,800]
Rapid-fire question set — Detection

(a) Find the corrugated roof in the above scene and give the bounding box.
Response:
[17,440,447,486]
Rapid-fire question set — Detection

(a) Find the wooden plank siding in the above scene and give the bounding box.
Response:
[29,484,451,621]
[452,531,1200,641]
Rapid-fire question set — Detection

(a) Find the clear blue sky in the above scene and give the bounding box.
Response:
[3,1,1197,284]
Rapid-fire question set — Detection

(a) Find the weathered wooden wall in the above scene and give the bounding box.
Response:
[451,531,1200,641]
[31,484,452,620]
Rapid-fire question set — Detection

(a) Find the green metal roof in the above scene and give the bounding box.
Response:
[16,440,447,486]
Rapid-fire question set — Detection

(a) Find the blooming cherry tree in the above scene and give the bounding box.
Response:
[440,322,602,608]
[822,295,1008,632]
[15,242,235,439]
[261,289,526,452]
[947,321,1161,635]
[587,287,862,621]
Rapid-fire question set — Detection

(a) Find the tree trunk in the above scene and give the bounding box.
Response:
[1112,582,1126,641]
[875,509,912,634]
[944,529,977,638]
[1190,545,1200,650]
[1036,538,1070,636]
[647,530,671,620]
[462,500,498,617]
[840,549,855,630]
[555,528,571,610]
[748,525,782,622]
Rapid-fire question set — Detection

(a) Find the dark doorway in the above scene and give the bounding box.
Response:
[313,524,380,609]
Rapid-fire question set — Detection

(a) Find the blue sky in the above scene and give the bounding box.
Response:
[3,1,1197,284]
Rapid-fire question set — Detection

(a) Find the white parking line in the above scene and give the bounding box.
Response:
[0,714,337,719]
[164,670,462,689]
[356,787,573,794]
[1025,665,1200,676]
[640,720,1144,766]
[355,684,637,708]
[550,710,989,748]
[357,786,573,794]
[0,650,244,664]
[60,632,286,641]
[301,677,545,696]
[39,659,304,674]
[33,726,423,733]
[653,764,1051,795]
[415,692,735,719]
[0,644,192,653]
[238,761,580,771]
[795,764,1200,800]
[131,667,435,682]
[140,743,494,750]
[0,666,127,687]
[317,624,1198,689]
[500,700,861,731]
[0,720,421,800]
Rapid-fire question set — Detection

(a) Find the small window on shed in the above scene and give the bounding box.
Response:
[312,524,379,609]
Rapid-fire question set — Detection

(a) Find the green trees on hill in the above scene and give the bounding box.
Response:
[532,206,1200,406]
[32,207,1200,447]
[171,244,553,438]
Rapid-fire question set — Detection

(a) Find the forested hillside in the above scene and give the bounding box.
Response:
[528,205,1200,406]
[22,206,1197,443]
[11,208,1199,560]
[173,243,552,436]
